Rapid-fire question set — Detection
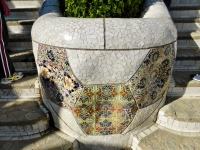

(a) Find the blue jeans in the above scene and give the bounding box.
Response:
[163,0,172,9]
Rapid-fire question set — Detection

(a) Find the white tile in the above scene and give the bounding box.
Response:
[159,115,168,123]
[167,118,174,125]
[195,123,200,128]
[187,122,195,130]
[179,121,188,128]
[139,132,146,138]
[149,126,158,132]
[143,129,152,135]
[173,120,179,127]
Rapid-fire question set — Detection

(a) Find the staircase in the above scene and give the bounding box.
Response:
[130,0,200,149]
[0,0,78,149]
[167,0,200,97]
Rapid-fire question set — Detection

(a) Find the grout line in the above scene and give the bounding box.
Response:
[103,18,106,49]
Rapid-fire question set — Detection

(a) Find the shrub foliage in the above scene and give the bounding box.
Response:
[64,0,144,18]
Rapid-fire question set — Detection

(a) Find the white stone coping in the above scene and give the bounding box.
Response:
[131,124,200,149]
[157,105,200,133]
[0,120,49,137]
[31,1,177,50]
[131,125,158,150]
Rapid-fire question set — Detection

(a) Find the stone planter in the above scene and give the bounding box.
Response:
[31,0,177,149]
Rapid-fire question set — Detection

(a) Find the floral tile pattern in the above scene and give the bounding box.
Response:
[127,44,175,108]
[73,85,138,135]
[37,43,175,135]
[37,44,83,110]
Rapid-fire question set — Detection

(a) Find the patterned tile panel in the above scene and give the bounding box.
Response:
[127,44,175,108]
[37,44,83,110]
[73,85,138,135]
[37,43,175,136]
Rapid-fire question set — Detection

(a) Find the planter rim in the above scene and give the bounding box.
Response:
[31,0,177,50]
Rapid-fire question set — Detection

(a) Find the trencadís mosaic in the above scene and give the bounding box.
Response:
[37,43,175,135]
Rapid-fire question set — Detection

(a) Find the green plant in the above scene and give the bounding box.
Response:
[64,0,144,18]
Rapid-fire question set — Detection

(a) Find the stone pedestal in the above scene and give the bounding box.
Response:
[31,0,177,149]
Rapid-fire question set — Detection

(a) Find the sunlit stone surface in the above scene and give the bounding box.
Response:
[31,0,177,148]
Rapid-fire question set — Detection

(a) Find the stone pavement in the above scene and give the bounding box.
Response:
[0,130,77,150]
[0,101,46,125]
[0,99,50,137]
[0,73,39,99]
[131,96,200,150]
[164,98,200,122]
[157,97,200,132]
[167,71,200,97]
[136,126,200,150]
[172,71,200,87]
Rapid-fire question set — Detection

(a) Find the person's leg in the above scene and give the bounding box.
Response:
[0,8,15,79]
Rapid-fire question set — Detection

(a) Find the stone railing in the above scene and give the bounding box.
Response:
[31,0,177,149]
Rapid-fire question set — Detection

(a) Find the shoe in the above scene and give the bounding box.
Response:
[193,74,200,82]
[1,78,12,84]
[0,72,23,85]
[6,72,23,82]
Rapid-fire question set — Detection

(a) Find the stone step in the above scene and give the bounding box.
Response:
[170,10,200,18]
[13,62,36,72]
[8,8,39,21]
[0,73,39,99]
[178,31,200,40]
[176,31,200,61]
[176,48,200,60]
[6,20,34,34]
[7,44,32,52]
[173,17,200,23]
[0,130,78,150]
[167,71,200,97]
[170,3,200,10]
[7,33,32,52]
[10,50,34,62]
[6,20,34,51]
[171,0,200,5]
[0,99,50,137]
[6,0,43,9]
[131,124,200,150]
[9,33,31,42]
[173,60,200,70]
[157,97,200,132]
[175,23,200,32]
[173,17,200,32]
[177,39,200,48]
[170,4,200,18]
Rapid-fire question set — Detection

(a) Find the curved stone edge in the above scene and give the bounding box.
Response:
[0,119,49,137]
[127,91,167,148]
[131,124,200,150]
[122,95,166,134]
[33,42,175,135]
[40,85,86,137]
[156,100,200,133]
[39,84,131,149]
[39,79,167,149]
[31,0,177,50]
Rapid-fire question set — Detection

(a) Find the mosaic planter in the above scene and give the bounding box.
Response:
[31,0,177,149]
